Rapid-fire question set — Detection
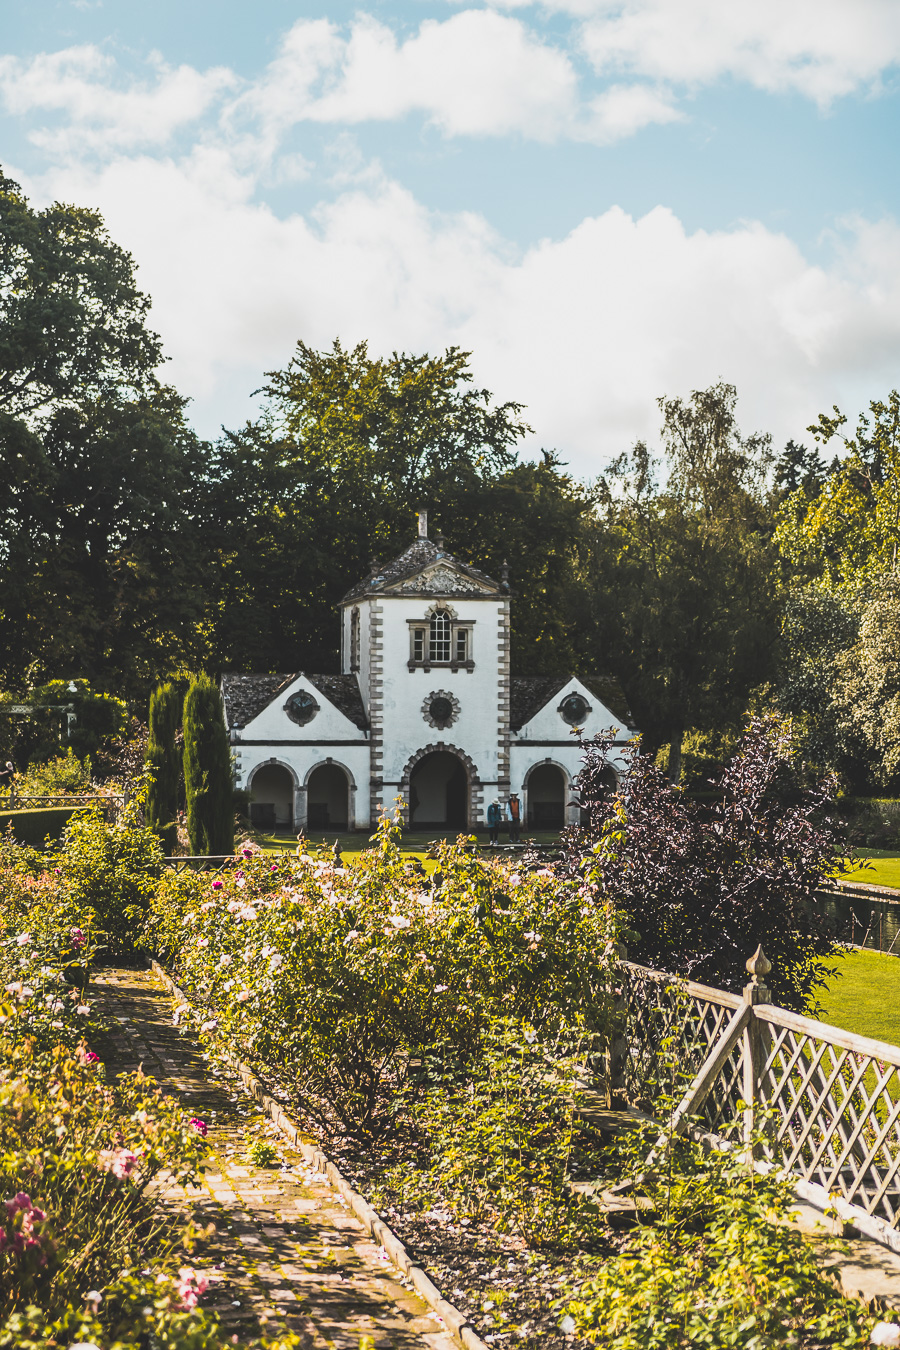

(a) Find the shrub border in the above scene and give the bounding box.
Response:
[150,959,488,1350]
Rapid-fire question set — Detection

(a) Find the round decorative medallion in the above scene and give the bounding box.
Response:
[559,692,591,727]
[422,689,460,730]
[285,690,319,726]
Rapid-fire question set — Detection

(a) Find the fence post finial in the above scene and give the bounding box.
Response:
[744,945,772,1008]
[746,944,771,982]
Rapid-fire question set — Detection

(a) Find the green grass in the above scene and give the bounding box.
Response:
[816,948,900,1046]
[841,849,900,890]
[249,829,561,862]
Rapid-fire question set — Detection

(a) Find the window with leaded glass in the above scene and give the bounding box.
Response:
[429,610,451,662]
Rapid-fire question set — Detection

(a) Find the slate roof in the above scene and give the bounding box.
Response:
[509,675,635,733]
[306,675,368,730]
[222,673,295,730]
[221,673,368,731]
[341,536,500,603]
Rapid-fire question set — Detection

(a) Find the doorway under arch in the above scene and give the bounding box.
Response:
[249,763,295,831]
[307,763,349,831]
[526,762,567,829]
[409,750,468,830]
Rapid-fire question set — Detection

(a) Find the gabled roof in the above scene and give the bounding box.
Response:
[221,673,368,731]
[341,536,501,604]
[222,673,295,730]
[509,674,635,733]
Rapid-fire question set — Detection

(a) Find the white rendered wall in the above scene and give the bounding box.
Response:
[233,674,370,830]
[375,595,504,816]
[511,677,633,826]
[237,744,371,830]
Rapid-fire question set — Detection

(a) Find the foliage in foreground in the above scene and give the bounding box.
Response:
[564,1134,872,1349]
[0,1019,300,1350]
[55,790,162,959]
[149,818,621,1138]
[371,1015,602,1248]
[561,719,845,1011]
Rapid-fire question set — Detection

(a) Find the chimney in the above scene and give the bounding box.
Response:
[417,509,428,539]
[500,559,510,591]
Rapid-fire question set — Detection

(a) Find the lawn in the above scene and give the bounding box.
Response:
[841,849,900,890]
[816,947,900,1046]
[251,829,562,862]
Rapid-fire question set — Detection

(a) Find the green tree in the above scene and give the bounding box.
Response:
[0,170,212,696]
[775,391,900,587]
[771,586,864,783]
[0,387,213,695]
[208,340,592,675]
[0,168,161,418]
[586,383,780,776]
[182,674,233,856]
[830,575,900,787]
[145,682,180,854]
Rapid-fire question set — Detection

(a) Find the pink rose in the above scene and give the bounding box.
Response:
[175,1267,209,1310]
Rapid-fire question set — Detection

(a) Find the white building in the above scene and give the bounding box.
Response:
[223,515,635,834]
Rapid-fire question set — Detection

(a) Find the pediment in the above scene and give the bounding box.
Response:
[386,562,497,596]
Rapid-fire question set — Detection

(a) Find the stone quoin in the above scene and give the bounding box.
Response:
[222,512,636,833]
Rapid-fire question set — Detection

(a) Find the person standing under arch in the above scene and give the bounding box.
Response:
[487,798,502,846]
[506,792,521,844]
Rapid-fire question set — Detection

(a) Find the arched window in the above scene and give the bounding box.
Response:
[429,610,451,663]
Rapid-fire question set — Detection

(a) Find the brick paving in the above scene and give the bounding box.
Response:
[91,965,458,1350]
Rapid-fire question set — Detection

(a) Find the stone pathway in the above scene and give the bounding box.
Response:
[91,965,458,1350]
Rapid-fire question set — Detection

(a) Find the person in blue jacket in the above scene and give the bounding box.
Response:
[487,798,502,845]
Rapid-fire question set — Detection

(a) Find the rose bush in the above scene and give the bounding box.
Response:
[0,863,103,1051]
[0,1016,300,1349]
[148,817,622,1137]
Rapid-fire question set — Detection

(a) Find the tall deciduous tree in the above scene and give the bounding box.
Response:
[585,383,780,776]
[0,171,213,697]
[1,386,213,694]
[775,391,900,586]
[146,682,181,854]
[0,168,161,418]
[182,674,233,856]
[207,340,592,676]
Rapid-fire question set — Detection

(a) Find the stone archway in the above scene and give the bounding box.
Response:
[248,760,298,831]
[302,760,356,832]
[400,742,482,831]
[523,760,568,830]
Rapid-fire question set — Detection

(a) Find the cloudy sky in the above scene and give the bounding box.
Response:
[3,0,900,471]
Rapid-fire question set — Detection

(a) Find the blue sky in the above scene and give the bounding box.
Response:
[3,0,900,470]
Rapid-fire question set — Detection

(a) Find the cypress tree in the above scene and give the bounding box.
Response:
[182,673,234,855]
[145,681,180,854]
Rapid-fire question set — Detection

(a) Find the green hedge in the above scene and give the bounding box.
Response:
[0,806,79,845]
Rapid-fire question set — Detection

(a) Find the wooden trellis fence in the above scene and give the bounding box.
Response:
[3,793,124,813]
[621,949,900,1253]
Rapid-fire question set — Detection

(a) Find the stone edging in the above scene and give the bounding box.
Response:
[149,960,488,1350]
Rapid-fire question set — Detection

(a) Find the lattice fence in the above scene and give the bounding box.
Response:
[2,793,124,811]
[621,955,900,1248]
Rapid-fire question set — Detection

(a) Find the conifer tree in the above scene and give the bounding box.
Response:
[145,682,180,854]
[182,674,234,855]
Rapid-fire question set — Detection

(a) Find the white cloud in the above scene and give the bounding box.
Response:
[503,0,900,104]
[18,149,900,469]
[238,11,597,143]
[0,46,235,154]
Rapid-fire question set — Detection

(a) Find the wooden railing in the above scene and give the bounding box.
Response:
[621,951,900,1253]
